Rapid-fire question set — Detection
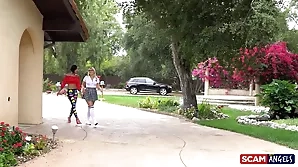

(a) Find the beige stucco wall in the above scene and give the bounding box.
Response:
[0,0,44,126]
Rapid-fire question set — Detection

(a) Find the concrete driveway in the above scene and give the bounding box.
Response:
[20,94,297,167]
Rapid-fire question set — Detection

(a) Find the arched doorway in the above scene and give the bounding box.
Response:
[18,29,36,124]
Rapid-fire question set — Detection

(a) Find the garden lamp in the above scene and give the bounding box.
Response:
[51,125,59,141]
[99,81,105,101]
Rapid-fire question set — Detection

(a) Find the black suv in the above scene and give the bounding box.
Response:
[125,77,172,96]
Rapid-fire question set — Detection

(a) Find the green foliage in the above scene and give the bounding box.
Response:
[177,101,224,119]
[121,14,177,82]
[111,82,125,89]
[43,78,54,92]
[198,107,298,150]
[125,0,283,64]
[258,80,298,119]
[198,101,224,119]
[122,0,286,111]
[178,106,196,119]
[99,56,124,76]
[44,0,123,75]
[0,122,52,166]
[22,143,38,156]
[138,97,179,112]
[0,123,25,155]
[0,151,18,167]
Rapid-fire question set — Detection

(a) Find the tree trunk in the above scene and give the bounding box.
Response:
[170,39,198,116]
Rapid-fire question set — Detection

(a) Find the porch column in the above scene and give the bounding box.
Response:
[204,69,209,96]
[249,80,254,96]
[254,77,260,106]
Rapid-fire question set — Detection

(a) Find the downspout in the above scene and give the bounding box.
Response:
[44,41,55,49]
[44,31,56,49]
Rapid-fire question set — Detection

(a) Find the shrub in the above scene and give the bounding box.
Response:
[156,98,179,108]
[0,122,51,166]
[257,79,298,119]
[178,106,196,119]
[138,97,156,109]
[192,42,298,88]
[138,97,179,112]
[0,123,26,155]
[43,78,54,92]
[0,151,18,167]
[197,101,222,119]
[178,101,225,119]
[50,84,57,92]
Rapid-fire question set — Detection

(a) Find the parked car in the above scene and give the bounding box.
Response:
[125,77,172,96]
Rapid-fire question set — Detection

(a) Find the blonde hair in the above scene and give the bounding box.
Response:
[88,67,96,77]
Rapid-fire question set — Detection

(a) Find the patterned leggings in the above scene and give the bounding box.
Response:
[67,89,78,119]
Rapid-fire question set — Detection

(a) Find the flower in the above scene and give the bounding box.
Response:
[0,147,3,151]
[25,136,32,142]
[0,122,4,125]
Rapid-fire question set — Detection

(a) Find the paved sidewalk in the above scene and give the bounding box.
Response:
[19,94,297,167]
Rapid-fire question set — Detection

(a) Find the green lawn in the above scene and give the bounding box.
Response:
[198,108,298,149]
[104,95,177,108]
[103,95,298,149]
[273,118,298,126]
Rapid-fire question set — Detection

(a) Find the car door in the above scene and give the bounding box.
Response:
[145,78,157,91]
[137,78,147,91]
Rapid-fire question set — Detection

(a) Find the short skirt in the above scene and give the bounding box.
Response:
[83,88,98,101]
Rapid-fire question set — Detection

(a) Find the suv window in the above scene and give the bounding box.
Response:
[137,79,146,83]
[146,78,154,84]
[130,78,137,82]
[130,78,146,83]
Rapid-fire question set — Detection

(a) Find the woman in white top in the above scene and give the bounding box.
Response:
[81,67,102,126]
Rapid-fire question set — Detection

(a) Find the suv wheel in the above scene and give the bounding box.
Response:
[130,87,138,95]
[159,88,168,96]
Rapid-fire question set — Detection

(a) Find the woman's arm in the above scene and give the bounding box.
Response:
[60,75,68,90]
[75,76,81,91]
[57,75,68,95]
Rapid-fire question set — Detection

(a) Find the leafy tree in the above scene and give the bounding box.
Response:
[44,0,123,76]
[123,0,283,114]
[121,14,177,83]
[193,42,298,89]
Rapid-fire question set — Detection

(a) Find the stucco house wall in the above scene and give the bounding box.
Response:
[0,0,44,126]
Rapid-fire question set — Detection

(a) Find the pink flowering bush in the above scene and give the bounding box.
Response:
[193,42,298,88]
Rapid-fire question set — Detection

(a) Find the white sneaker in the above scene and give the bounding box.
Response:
[86,121,91,126]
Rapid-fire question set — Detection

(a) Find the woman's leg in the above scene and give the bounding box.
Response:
[87,101,97,125]
[86,100,91,125]
[67,90,81,124]
[67,90,74,123]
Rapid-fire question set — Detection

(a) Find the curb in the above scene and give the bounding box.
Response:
[138,108,194,123]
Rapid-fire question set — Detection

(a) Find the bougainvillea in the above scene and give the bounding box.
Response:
[193,42,298,89]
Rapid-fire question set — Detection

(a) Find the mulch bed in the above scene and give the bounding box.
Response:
[15,134,59,164]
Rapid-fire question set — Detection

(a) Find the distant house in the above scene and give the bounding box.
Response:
[0,0,89,126]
